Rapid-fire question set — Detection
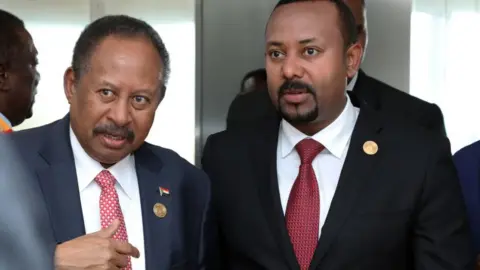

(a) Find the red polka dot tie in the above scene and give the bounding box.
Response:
[95,170,131,270]
[285,138,324,270]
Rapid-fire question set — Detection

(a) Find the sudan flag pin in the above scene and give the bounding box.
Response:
[159,186,170,197]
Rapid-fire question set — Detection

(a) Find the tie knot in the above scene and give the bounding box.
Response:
[95,170,116,189]
[295,138,324,164]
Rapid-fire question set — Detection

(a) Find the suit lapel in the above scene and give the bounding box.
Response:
[135,145,179,269]
[251,118,299,270]
[310,104,384,269]
[37,114,86,243]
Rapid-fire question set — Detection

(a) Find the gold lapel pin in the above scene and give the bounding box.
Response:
[153,203,167,218]
[363,140,378,155]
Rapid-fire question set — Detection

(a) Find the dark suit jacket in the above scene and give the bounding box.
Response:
[203,96,473,270]
[453,141,480,254]
[226,69,446,136]
[8,115,211,270]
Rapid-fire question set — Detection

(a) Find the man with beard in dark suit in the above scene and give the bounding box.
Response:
[203,0,472,269]
[226,0,445,136]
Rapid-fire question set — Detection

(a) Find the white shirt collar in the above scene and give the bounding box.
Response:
[346,72,359,91]
[69,126,137,199]
[279,94,358,159]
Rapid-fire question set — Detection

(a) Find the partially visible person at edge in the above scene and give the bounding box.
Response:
[0,135,53,270]
[453,141,480,270]
[0,9,40,133]
[226,0,446,136]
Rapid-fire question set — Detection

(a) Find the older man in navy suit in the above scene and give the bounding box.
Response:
[8,15,211,270]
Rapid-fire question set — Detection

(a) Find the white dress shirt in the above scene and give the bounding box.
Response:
[70,128,145,270]
[276,95,359,238]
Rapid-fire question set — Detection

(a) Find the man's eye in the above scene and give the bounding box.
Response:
[269,50,285,59]
[133,96,149,103]
[101,89,113,96]
[304,48,319,56]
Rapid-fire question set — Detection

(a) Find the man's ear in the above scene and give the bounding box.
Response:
[64,67,76,104]
[345,42,363,79]
[0,65,9,93]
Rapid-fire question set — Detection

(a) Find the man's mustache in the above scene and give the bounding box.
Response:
[278,80,316,96]
[93,123,135,142]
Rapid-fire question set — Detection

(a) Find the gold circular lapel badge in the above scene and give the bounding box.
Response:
[363,140,378,155]
[153,203,167,218]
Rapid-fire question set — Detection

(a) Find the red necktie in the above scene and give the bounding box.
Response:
[285,138,324,270]
[95,170,132,270]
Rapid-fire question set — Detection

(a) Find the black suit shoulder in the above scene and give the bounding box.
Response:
[377,111,444,147]
[226,90,276,130]
[368,75,437,112]
[202,128,258,164]
[357,72,445,135]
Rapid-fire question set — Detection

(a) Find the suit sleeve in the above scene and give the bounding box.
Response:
[414,136,475,269]
[201,136,227,270]
[422,103,447,136]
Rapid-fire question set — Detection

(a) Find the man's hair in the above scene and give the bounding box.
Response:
[273,0,358,48]
[241,68,267,91]
[72,15,171,86]
[0,10,26,69]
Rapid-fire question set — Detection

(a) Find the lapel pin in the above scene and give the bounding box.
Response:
[153,203,167,218]
[159,187,170,197]
[363,140,378,155]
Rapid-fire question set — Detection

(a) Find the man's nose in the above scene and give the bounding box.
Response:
[281,55,304,80]
[108,101,132,127]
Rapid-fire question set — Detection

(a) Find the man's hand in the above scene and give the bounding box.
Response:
[55,220,140,270]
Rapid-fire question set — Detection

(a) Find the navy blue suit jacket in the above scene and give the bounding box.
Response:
[8,115,211,270]
[454,140,480,254]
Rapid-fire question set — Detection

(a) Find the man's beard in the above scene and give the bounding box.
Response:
[277,80,318,124]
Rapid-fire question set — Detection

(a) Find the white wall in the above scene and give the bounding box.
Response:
[410,0,480,152]
[361,0,412,93]
[199,0,278,146]
[0,0,196,163]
